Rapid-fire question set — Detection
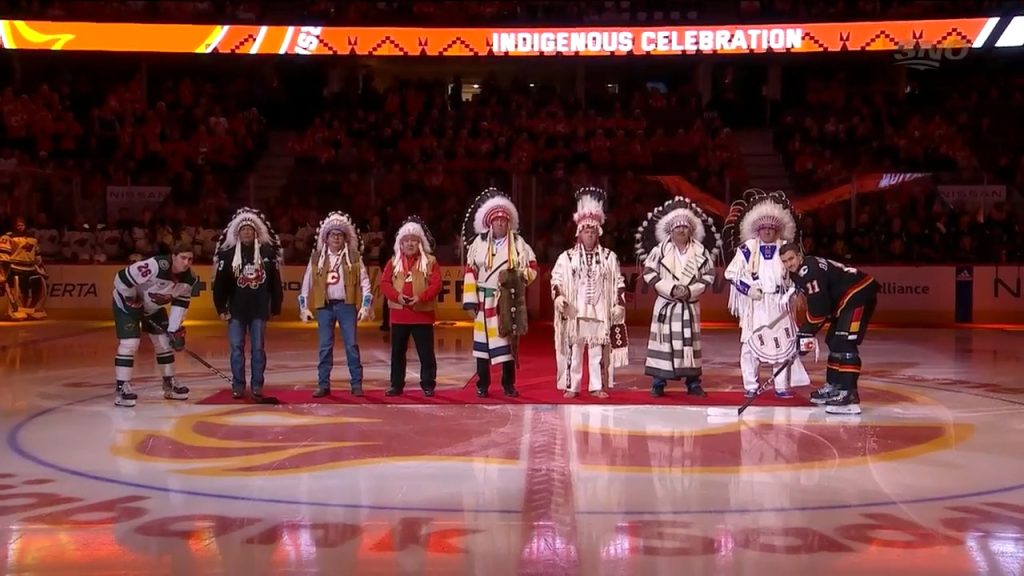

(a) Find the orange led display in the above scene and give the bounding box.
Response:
[0,18,998,56]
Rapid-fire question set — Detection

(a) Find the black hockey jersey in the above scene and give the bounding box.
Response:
[791,256,877,335]
[212,243,283,321]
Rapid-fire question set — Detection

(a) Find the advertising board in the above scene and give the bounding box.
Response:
[29,264,1013,327]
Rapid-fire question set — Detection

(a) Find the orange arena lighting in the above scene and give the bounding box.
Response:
[0,17,1014,56]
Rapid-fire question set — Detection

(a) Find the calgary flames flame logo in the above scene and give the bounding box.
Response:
[237,265,266,289]
[112,405,523,476]
[572,420,973,473]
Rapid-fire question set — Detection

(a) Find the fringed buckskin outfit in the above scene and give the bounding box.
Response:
[552,187,628,397]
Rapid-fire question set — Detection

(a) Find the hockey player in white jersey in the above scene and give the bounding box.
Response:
[111,241,197,407]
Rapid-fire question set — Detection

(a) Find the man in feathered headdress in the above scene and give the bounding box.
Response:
[551,187,628,398]
[461,188,539,398]
[212,207,284,401]
[298,211,373,398]
[635,196,723,397]
[722,190,810,398]
[380,216,441,396]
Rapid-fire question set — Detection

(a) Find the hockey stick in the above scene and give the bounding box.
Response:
[143,317,279,404]
[736,353,798,416]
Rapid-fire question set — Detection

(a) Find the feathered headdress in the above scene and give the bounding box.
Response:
[393,215,435,275]
[461,187,520,246]
[311,211,362,271]
[634,196,723,261]
[573,186,607,236]
[212,207,283,276]
[721,188,799,254]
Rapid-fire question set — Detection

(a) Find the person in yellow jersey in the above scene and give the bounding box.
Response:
[0,216,48,320]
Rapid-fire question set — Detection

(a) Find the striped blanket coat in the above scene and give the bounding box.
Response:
[641,240,716,380]
[463,233,538,364]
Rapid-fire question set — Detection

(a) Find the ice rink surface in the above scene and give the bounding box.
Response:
[1,320,1022,575]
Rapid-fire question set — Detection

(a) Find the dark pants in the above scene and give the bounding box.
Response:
[390,323,437,391]
[477,358,516,392]
[651,375,700,391]
[825,288,877,392]
[229,317,266,393]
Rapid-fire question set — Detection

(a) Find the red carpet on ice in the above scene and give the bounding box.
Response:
[197,325,812,407]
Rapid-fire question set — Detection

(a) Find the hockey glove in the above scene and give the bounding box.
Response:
[169,327,186,352]
[797,333,816,356]
[149,292,172,306]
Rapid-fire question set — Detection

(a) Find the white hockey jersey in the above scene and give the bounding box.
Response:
[112,254,198,332]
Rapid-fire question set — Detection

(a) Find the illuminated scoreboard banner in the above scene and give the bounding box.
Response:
[0,16,1020,56]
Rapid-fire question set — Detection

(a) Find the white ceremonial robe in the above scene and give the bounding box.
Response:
[724,238,810,391]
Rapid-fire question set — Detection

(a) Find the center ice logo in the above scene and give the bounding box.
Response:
[112,405,523,476]
[110,388,968,476]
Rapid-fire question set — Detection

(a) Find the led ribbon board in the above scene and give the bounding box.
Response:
[0,17,1016,56]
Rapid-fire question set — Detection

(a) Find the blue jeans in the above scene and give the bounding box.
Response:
[229,317,266,393]
[316,301,362,390]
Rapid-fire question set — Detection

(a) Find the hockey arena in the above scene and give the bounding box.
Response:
[3,2,1024,575]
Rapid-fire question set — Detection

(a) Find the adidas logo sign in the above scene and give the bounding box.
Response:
[957,270,973,281]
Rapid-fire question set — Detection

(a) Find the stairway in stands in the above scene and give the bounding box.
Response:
[734,129,794,195]
[242,131,295,207]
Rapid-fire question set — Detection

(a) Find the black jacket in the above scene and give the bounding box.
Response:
[791,256,878,335]
[212,243,284,321]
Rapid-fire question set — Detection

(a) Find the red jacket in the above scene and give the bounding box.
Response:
[380,254,442,325]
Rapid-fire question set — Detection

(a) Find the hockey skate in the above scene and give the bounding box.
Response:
[809,383,840,405]
[162,377,190,401]
[825,389,861,415]
[115,381,138,407]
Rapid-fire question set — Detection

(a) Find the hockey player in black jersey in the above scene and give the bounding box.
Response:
[780,243,879,415]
